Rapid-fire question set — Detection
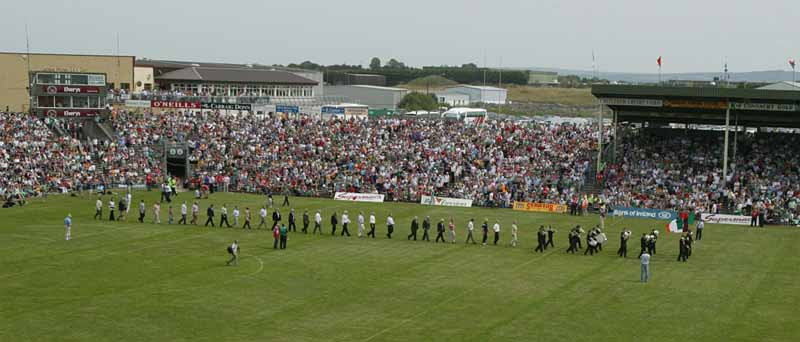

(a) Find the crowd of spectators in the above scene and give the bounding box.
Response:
[602,128,800,224]
[3,110,598,208]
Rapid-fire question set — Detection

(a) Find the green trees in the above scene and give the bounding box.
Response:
[398,92,439,111]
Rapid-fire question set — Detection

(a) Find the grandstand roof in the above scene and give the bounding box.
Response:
[592,84,800,128]
[157,67,318,85]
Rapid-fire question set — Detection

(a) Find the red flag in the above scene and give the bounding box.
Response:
[790,58,796,68]
[657,56,662,67]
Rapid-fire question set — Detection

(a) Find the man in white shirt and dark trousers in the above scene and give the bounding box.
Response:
[367,212,376,238]
[219,204,231,228]
[386,214,395,239]
[340,211,351,237]
[696,217,704,241]
[493,221,501,245]
[138,200,146,223]
[94,198,103,220]
[179,201,188,225]
[465,219,476,244]
[313,210,323,234]
[226,240,239,266]
[640,250,651,283]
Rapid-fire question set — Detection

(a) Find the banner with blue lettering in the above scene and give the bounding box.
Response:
[612,206,678,221]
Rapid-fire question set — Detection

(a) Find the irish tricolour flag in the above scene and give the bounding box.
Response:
[666,219,683,233]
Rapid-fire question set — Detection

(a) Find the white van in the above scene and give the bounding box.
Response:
[441,108,487,124]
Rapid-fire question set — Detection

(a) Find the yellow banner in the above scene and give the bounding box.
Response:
[512,201,567,213]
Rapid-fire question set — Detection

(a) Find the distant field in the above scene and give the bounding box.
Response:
[506,86,597,106]
[1,191,798,341]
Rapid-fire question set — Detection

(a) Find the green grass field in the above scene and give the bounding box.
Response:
[1,191,798,341]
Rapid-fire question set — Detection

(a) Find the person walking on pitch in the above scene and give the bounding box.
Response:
[205,204,216,227]
[153,202,161,224]
[108,199,116,221]
[386,214,395,239]
[367,212,376,238]
[219,204,231,228]
[357,212,365,237]
[226,240,239,266]
[330,211,338,235]
[640,250,651,283]
[94,197,103,220]
[191,202,199,225]
[448,218,456,243]
[481,219,489,246]
[535,226,546,253]
[314,210,323,234]
[465,218,476,244]
[408,216,419,241]
[421,216,431,242]
[279,224,288,249]
[302,209,310,234]
[288,209,297,232]
[64,214,72,241]
[546,225,556,248]
[435,219,446,243]
[258,206,268,229]
[243,208,252,230]
[510,221,518,247]
[179,201,187,225]
[340,211,351,237]
[232,206,240,227]
[138,200,146,223]
[493,220,501,245]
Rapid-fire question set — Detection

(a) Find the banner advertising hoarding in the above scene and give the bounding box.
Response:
[420,195,473,208]
[512,201,568,213]
[701,213,751,226]
[612,206,678,221]
[333,192,385,203]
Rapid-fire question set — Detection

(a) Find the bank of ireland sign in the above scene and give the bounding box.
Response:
[612,206,678,221]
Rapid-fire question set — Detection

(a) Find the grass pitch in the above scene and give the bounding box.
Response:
[1,191,798,341]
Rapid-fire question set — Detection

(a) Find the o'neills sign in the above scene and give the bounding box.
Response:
[421,195,473,208]
[333,192,385,203]
[42,85,100,94]
[151,101,201,109]
[42,109,103,117]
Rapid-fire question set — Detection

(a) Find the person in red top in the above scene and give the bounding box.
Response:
[750,208,759,227]
[679,210,689,231]
[273,224,280,249]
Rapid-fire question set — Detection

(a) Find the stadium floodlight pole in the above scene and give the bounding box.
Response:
[722,103,731,185]
[597,104,603,176]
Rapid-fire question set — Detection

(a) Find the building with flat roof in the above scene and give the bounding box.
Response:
[436,85,507,104]
[155,66,318,97]
[0,52,134,112]
[135,59,324,96]
[324,85,409,110]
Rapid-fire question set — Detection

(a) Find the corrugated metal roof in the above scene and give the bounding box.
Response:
[157,67,318,85]
[592,84,800,101]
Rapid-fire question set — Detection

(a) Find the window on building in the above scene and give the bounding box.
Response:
[54,96,71,107]
[88,96,100,108]
[70,74,89,85]
[72,96,89,108]
[120,83,130,91]
[144,83,152,91]
[37,96,55,107]
[56,74,71,85]
[88,74,106,86]
[37,74,55,84]
[107,83,115,89]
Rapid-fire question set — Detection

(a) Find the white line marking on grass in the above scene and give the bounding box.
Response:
[248,256,265,277]
[360,249,556,342]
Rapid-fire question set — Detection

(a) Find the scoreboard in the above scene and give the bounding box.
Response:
[29,71,110,118]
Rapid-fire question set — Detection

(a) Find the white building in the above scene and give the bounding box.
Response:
[436,85,507,104]
[436,93,470,106]
[758,81,800,91]
[324,85,409,110]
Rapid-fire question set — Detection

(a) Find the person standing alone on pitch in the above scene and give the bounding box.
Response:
[640,250,651,283]
[226,240,239,266]
[64,214,72,241]
[94,197,103,220]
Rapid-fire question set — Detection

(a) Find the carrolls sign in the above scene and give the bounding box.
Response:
[421,195,473,208]
[151,101,201,109]
[42,109,103,117]
[333,192,385,203]
[200,102,252,111]
[42,85,100,94]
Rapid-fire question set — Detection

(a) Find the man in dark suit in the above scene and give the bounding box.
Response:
[330,211,338,235]
[272,208,281,228]
[288,209,297,232]
[408,216,419,241]
[205,204,216,227]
